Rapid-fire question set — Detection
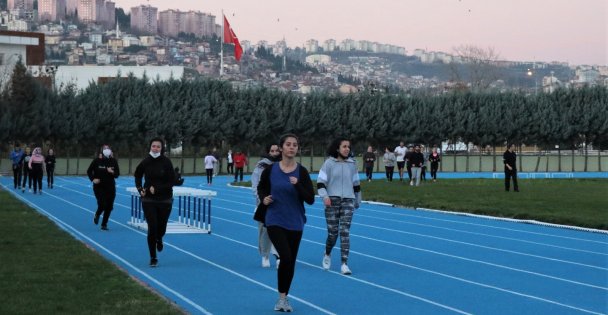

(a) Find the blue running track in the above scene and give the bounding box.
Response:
[1,174,606,314]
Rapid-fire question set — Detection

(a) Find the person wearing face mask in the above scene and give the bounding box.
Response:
[318,137,361,275]
[134,138,175,267]
[28,147,46,195]
[252,143,281,269]
[87,144,120,230]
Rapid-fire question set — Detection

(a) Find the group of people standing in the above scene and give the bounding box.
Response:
[10,143,56,194]
[362,142,442,185]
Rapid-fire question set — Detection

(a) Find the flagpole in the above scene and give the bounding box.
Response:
[220,10,224,77]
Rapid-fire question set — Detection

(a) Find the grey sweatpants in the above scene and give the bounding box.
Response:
[324,196,355,263]
[258,221,278,258]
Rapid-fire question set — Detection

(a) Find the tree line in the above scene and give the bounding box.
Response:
[1,60,606,158]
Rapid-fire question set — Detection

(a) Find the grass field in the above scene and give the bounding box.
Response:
[0,189,184,315]
[237,178,608,231]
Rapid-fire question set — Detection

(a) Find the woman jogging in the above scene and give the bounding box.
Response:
[28,147,46,195]
[45,148,56,188]
[318,137,361,275]
[134,138,176,267]
[87,144,120,230]
[257,134,315,312]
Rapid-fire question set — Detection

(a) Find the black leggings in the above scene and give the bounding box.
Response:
[431,162,439,179]
[22,168,31,189]
[142,201,172,259]
[365,166,373,180]
[384,166,394,181]
[227,163,234,174]
[30,164,44,193]
[505,168,519,191]
[13,165,22,188]
[47,167,54,186]
[267,226,303,295]
[206,168,213,184]
[93,184,116,226]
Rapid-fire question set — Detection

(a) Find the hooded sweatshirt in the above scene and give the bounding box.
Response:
[251,156,277,206]
[317,156,361,206]
[29,147,46,171]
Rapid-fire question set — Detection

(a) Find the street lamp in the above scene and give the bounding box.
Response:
[526,68,538,94]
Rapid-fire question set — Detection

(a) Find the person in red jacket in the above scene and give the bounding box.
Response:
[233,150,247,182]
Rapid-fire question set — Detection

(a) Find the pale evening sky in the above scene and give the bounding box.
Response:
[113,0,607,65]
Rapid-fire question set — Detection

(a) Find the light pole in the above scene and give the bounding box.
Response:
[526,68,538,94]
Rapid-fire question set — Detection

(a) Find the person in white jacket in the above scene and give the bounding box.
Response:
[317,137,361,275]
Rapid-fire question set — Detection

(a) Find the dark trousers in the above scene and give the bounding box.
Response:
[30,165,43,193]
[22,168,31,189]
[205,168,213,184]
[93,185,116,226]
[267,226,302,295]
[365,166,373,180]
[142,201,173,259]
[505,168,519,191]
[234,167,244,182]
[430,162,439,180]
[227,163,234,174]
[13,165,22,188]
[421,165,427,180]
[407,165,412,181]
[385,166,394,181]
[47,167,54,187]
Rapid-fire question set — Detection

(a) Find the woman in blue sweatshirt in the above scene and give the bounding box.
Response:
[257,134,314,312]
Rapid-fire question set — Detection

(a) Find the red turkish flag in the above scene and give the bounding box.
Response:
[224,16,243,61]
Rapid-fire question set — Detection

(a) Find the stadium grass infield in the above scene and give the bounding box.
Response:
[237,178,608,231]
[0,189,185,315]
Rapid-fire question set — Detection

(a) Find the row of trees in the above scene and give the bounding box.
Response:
[1,60,607,157]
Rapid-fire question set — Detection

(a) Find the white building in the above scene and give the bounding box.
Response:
[130,5,158,35]
[323,39,336,52]
[38,0,66,22]
[54,65,185,91]
[304,39,318,53]
[305,54,331,65]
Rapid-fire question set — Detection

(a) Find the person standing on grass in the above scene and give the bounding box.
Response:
[318,137,361,276]
[405,145,415,185]
[10,143,24,190]
[204,151,217,185]
[429,147,441,182]
[383,146,396,182]
[409,145,424,187]
[420,145,428,181]
[394,141,406,181]
[233,149,247,182]
[87,144,120,230]
[45,148,56,189]
[503,143,519,192]
[21,146,32,193]
[134,138,176,267]
[28,147,46,195]
[257,134,315,312]
[362,146,376,182]
[251,143,281,269]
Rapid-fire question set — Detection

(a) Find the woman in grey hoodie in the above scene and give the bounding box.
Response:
[317,137,361,275]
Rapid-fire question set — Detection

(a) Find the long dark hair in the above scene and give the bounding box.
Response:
[326,137,350,158]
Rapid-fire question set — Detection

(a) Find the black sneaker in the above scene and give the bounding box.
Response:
[156,239,163,252]
[93,215,100,225]
[150,258,158,267]
[101,225,108,231]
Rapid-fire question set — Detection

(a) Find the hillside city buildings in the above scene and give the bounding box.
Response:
[0,1,606,94]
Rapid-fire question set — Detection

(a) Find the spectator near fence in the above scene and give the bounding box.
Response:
[233,150,247,182]
[503,144,519,192]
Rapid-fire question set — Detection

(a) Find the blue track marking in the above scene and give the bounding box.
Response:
[1,174,606,314]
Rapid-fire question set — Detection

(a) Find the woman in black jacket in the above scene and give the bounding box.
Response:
[45,148,56,188]
[134,138,175,267]
[87,144,120,230]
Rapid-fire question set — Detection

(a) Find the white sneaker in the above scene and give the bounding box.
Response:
[276,258,280,269]
[322,254,331,270]
[409,181,413,186]
[274,297,293,312]
[262,256,270,268]
[341,263,352,275]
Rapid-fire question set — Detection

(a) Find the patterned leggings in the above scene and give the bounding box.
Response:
[324,196,355,263]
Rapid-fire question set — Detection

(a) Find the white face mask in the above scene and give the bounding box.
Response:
[102,148,112,158]
[149,151,161,158]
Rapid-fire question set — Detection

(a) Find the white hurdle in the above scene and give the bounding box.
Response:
[126,187,217,234]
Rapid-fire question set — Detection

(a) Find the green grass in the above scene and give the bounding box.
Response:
[0,189,185,315]
[235,179,608,230]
